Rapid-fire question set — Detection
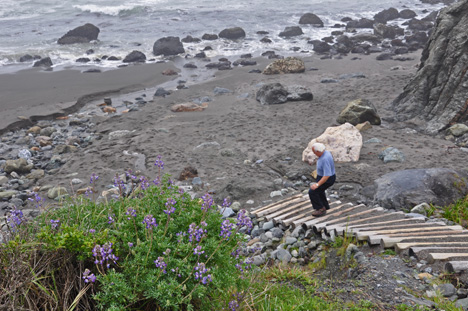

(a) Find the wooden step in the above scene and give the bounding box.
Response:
[271,203,311,223]
[299,203,353,229]
[409,247,468,258]
[380,233,468,248]
[357,225,464,241]
[335,220,442,236]
[326,212,405,235]
[396,242,468,252]
[445,261,468,273]
[251,194,304,217]
[428,253,468,264]
[266,201,310,221]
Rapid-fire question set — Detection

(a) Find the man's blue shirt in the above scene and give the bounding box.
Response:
[317,150,335,176]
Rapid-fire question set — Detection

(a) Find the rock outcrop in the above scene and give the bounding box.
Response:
[366,168,468,211]
[302,123,363,165]
[123,50,146,63]
[298,13,324,27]
[57,23,100,45]
[391,0,468,134]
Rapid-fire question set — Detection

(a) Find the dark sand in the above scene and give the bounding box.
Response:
[2,52,467,206]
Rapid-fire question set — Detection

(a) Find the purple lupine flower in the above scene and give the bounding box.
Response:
[222,198,231,208]
[89,173,99,184]
[108,215,115,224]
[125,169,137,181]
[154,257,167,274]
[89,228,96,234]
[139,176,150,191]
[193,245,204,256]
[178,188,185,195]
[229,300,239,311]
[164,198,176,215]
[154,155,164,171]
[220,219,234,240]
[93,242,119,268]
[85,187,93,197]
[128,242,133,248]
[236,210,253,233]
[152,176,161,186]
[188,222,207,242]
[82,269,96,283]
[7,207,24,229]
[50,219,60,229]
[231,248,241,260]
[201,193,214,211]
[125,207,137,220]
[28,192,45,209]
[113,174,126,191]
[142,215,158,230]
[194,263,212,284]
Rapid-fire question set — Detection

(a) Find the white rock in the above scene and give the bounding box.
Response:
[302,123,363,164]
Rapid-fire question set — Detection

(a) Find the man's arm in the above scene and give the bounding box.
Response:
[310,175,330,190]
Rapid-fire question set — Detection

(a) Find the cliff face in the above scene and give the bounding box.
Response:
[392,0,468,134]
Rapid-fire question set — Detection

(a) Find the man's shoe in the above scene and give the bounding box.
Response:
[312,207,326,217]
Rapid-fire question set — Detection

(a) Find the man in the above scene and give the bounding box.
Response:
[309,143,336,217]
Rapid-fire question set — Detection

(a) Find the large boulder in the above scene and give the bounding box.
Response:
[392,1,468,134]
[57,23,100,45]
[218,27,246,40]
[263,57,305,75]
[279,26,303,38]
[366,168,468,210]
[302,123,363,165]
[346,18,374,29]
[286,86,313,101]
[256,83,288,105]
[373,8,400,23]
[337,99,381,125]
[373,24,404,39]
[123,50,146,63]
[33,57,53,68]
[152,37,185,56]
[299,13,324,27]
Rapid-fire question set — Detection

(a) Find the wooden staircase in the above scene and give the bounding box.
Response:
[251,194,468,274]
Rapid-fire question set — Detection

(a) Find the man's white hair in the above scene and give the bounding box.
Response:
[312,142,326,153]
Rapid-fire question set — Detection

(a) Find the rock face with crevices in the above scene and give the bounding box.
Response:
[391,0,468,134]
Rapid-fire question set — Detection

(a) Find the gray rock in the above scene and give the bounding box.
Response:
[410,203,430,216]
[3,158,33,174]
[378,147,405,163]
[18,149,32,160]
[259,233,269,243]
[256,83,289,105]
[123,50,146,63]
[26,169,45,180]
[270,190,282,198]
[299,13,324,27]
[221,207,235,218]
[230,201,241,212]
[58,23,99,44]
[213,87,232,95]
[251,227,265,238]
[40,127,56,137]
[291,226,304,238]
[286,85,313,101]
[152,36,185,56]
[218,27,246,40]
[0,176,8,185]
[279,26,303,38]
[291,250,299,257]
[47,186,68,199]
[337,99,381,126]
[271,227,284,238]
[365,138,382,144]
[374,7,400,23]
[446,123,468,137]
[455,298,468,310]
[276,248,292,263]
[251,254,266,266]
[367,168,468,211]
[0,190,17,199]
[263,221,274,231]
[108,130,134,140]
[437,283,457,297]
[285,237,297,245]
[392,1,468,134]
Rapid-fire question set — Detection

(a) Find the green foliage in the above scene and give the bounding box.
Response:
[440,195,468,227]
[381,249,396,256]
[6,172,251,310]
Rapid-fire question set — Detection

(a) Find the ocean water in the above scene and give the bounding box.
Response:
[0,0,445,73]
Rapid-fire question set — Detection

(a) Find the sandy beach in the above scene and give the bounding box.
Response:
[1,50,466,208]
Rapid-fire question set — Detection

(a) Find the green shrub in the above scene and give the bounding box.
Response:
[2,161,253,310]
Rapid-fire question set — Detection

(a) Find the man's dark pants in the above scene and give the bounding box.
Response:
[308,175,336,210]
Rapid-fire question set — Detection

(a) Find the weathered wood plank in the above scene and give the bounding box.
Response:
[445,261,468,273]
[357,226,463,240]
[396,242,468,252]
[380,234,468,248]
[428,253,468,264]
[334,221,443,236]
[265,201,310,220]
[270,204,311,222]
[254,196,307,217]
[299,203,353,228]
[409,247,468,258]
[251,194,304,216]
